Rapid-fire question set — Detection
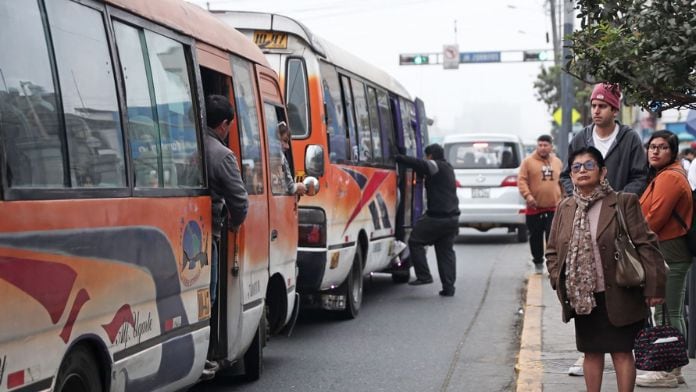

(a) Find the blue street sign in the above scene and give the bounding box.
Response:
[459,51,501,63]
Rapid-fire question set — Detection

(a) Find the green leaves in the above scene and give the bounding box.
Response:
[568,0,696,112]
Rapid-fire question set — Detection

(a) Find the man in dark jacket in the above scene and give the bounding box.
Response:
[202,95,248,379]
[559,83,647,196]
[204,95,248,302]
[396,143,459,296]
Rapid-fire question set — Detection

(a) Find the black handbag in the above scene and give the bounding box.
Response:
[634,305,689,371]
[614,194,645,287]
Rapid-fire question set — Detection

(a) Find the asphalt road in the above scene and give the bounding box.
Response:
[191,229,530,392]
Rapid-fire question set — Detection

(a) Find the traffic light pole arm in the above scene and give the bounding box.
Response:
[399,49,554,65]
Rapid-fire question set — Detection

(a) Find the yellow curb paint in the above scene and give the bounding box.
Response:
[516,273,543,392]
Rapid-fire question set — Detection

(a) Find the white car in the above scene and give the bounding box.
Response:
[443,133,528,242]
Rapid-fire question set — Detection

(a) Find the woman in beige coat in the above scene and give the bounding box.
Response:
[546,146,667,392]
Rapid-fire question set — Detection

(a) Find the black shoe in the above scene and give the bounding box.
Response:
[439,289,455,297]
[408,278,434,286]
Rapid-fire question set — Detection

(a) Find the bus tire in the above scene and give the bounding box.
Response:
[243,306,266,381]
[55,345,102,392]
[340,250,363,319]
[391,269,410,284]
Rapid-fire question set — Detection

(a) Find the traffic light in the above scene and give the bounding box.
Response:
[399,54,430,65]
[523,50,550,62]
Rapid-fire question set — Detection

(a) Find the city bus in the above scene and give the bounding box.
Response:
[0,0,314,390]
[215,11,429,318]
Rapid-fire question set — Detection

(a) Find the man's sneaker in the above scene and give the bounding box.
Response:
[534,263,544,274]
[568,355,584,376]
[669,368,686,384]
[200,360,219,381]
[636,371,678,388]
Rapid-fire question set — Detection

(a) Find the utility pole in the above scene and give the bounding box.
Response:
[548,0,560,65]
[558,0,574,163]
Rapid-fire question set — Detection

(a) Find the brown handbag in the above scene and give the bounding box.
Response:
[614,194,645,287]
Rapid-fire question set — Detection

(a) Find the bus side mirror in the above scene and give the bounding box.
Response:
[305,144,324,177]
[303,176,320,196]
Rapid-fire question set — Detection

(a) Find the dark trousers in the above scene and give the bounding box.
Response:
[525,211,554,264]
[408,215,459,291]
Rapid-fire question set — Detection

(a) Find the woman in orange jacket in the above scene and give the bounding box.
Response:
[636,130,693,387]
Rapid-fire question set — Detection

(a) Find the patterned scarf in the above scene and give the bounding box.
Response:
[565,179,613,315]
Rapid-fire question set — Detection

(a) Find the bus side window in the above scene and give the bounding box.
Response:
[46,0,126,188]
[377,90,396,165]
[230,55,264,195]
[339,75,358,162]
[318,61,346,163]
[350,79,372,163]
[366,86,383,164]
[0,0,64,189]
[263,103,293,195]
[113,22,203,189]
[400,98,417,157]
[285,58,309,138]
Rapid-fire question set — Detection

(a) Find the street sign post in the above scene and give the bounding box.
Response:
[443,44,459,69]
[459,51,501,63]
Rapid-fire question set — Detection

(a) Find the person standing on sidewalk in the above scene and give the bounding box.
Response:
[559,82,648,376]
[396,143,460,297]
[546,146,666,392]
[518,134,563,273]
[635,130,693,388]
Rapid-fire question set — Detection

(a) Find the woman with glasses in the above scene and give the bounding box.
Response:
[635,130,693,388]
[546,146,666,392]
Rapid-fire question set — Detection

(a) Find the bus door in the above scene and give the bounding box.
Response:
[197,44,245,358]
[413,97,428,221]
[391,96,413,240]
[258,68,300,334]
[229,55,270,359]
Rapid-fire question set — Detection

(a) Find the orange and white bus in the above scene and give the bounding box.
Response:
[0,0,313,390]
[216,12,430,318]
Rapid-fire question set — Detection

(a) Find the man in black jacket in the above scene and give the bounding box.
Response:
[396,144,459,296]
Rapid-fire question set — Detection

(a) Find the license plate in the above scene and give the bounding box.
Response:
[253,31,288,49]
[472,188,490,198]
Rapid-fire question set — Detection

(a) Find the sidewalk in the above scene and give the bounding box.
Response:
[517,270,696,391]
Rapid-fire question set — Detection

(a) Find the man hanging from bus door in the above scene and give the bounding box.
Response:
[202,95,249,378]
[277,121,307,196]
[395,143,460,296]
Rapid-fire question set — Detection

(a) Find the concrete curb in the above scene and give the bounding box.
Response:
[516,273,543,392]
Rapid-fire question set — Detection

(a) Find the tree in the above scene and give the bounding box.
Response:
[567,0,696,113]
[533,65,592,124]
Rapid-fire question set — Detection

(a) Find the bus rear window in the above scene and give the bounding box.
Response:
[445,141,520,169]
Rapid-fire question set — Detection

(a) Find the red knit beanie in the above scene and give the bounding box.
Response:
[590,83,621,110]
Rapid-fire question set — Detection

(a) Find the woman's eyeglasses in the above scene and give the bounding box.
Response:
[647,144,670,152]
[570,160,597,173]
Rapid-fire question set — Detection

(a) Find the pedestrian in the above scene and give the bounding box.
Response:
[277,121,307,196]
[560,83,647,196]
[559,82,648,376]
[202,94,249,378]
[396,143,459,296]
[635,130,693,388]
[518,134,563,273]
[679,147,694,171]
[546,146,666,392]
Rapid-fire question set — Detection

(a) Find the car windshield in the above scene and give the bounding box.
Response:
[445,141,519,169]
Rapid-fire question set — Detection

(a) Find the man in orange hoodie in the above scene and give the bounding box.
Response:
[518,134,563,272]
